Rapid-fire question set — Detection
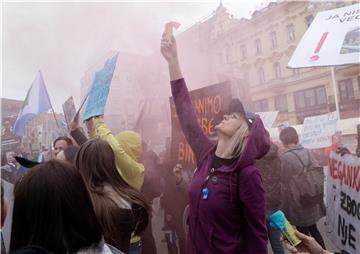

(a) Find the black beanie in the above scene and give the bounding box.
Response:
[228,98,246,116]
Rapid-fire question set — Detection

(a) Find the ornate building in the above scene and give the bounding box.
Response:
[176,1,359,125]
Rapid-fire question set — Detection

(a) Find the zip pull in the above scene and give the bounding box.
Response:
[202,187,209,200]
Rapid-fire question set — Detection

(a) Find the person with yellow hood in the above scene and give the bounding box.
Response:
[70,114,145,191]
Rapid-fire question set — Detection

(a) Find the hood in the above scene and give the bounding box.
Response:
[235,115,270,169]
[261,143,279,161]
[115,131,142,162]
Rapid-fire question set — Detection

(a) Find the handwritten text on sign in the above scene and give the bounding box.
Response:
[82,53,118,121]
[326,152,360,254]
[300,111,338,149]
[170,81,232,170]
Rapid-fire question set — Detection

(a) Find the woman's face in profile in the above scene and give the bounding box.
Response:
[215,113,243,137]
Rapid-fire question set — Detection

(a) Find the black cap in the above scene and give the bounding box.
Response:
[228,98,246,116]
[14,156,40,168]
[228,98,253,127]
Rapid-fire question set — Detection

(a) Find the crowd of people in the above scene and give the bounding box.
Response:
[0,33,357,254]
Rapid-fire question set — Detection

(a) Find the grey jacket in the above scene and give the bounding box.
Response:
[280,144,325,227]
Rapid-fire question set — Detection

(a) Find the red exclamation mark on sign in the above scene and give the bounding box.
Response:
[310,32,329,61]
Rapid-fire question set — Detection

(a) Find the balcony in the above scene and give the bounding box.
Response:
[295,104,329,123]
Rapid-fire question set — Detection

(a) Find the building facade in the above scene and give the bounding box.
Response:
[177,1,359,125]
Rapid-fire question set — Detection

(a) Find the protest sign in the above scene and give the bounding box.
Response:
[170,81,232,170]
[1,116,21,155]
[62,96,76,128]
[288,4,359,68]
[255,111,279,130]
[326,152,360,254]
[300,111,338,149]
[82,53,118,121]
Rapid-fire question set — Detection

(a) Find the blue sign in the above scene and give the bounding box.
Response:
[82,53,118,121]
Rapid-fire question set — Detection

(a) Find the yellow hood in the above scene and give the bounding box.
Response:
[115,131,142,162]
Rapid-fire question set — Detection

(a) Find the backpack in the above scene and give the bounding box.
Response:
[288,149,324,208]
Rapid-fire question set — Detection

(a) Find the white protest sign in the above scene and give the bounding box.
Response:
[288,4,360,68]
[256,111,279,130]
[326,152,360,254]
[300,111,338,149]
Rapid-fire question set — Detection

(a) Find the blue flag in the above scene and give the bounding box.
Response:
[13,71,52,137]
[82,53,118,121]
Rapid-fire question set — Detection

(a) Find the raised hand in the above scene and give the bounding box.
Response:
[69,112,80,131]
[160,33,178,64]
[85,117,95,136]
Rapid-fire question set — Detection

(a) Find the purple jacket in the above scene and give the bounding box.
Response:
[171,79,270,254]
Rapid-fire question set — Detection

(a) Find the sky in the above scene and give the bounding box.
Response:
[2,0,268,112]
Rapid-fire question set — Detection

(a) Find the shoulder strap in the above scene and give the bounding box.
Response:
[288,150,306,169]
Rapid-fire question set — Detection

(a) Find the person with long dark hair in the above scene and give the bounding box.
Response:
[10,160,120,254]
[75,139,149,254]
[160,34,270,253]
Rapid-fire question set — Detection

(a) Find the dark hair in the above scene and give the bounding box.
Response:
[279,127,299,146]
[10,160,102,253]
[63,146,79,163]
[1,183,4,201]
[53,136,73,148]
[75,139,149,250]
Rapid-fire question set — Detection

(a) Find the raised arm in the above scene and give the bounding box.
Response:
[69,112,88,146]
[161,34,212,161]
[91,118,145,190]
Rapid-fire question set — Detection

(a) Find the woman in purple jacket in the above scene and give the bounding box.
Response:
[161,35,271,253]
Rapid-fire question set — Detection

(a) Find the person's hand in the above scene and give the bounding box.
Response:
[285,230,327,254]
[160,33,178,64]
[69,112,80,131]
[85,118,95,135]
[173,163,183,184]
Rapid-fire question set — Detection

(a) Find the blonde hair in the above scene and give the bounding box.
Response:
[221,113,250,159]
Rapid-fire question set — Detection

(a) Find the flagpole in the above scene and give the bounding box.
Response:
[51,107,60,129]
[39,70,60,129]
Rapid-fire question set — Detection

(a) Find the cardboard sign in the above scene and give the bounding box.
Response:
[300,112,338,149]
[288,4,360,68]
[256,111,279,130]
[82,53,118,121]
[326,152,360,254]
[62,96,76,128]
[170,81,232,170]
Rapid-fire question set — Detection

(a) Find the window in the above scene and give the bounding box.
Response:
[275,95,288,112]
[338,79,354,100]
[305,89,316,106]
[315,87,327,105]
[241,45,247,60]
[305,14,314,27]
[336,1,346,7]
[294,86,327,109]
[274,62,281,79]
[258,67,265,85]
[287,24,295,41]
[270,31,278,49]
[254,99,269,112]
[255,38,262,54]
